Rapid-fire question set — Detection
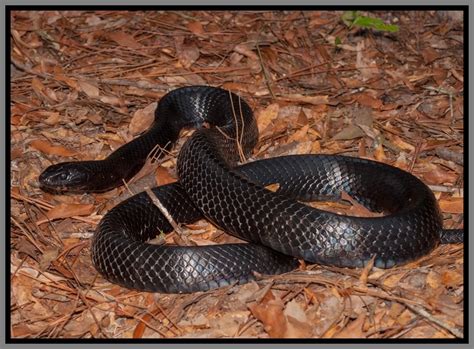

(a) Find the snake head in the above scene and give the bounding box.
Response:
[39,162,95,193]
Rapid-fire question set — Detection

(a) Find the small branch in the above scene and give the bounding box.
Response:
[404,303,463,338]
[428,184,463,196]
[255,42,275,99]
[144,187,190,244]
[435,147,463,166]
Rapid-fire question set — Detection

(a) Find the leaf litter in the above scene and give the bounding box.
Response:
[10,10,464,339]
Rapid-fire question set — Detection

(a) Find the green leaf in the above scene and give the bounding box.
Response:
[353,16,399,32]
[341,11,399,33]
[341,11,357,26]
[335,36,342,46]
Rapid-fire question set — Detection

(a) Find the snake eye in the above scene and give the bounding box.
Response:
[59,172,68,181]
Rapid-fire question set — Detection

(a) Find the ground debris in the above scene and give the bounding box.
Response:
[10,10,463,339]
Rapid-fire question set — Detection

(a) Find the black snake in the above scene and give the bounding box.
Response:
[39,86,463,293]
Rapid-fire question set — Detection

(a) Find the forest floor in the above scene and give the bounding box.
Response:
[10,10,464,339]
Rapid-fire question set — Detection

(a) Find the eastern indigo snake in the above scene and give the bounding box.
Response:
[39,86,463,293]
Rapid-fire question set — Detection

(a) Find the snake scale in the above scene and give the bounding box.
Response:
[39,86,463,293]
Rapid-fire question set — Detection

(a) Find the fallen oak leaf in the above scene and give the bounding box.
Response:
[109,31,142,49]
[248,290,287,338]
[256,103,279,132]
[264,183,280,193]
[287,124,310,143]
[177,41,200,69]
[340,191,384,217]
[280,94,329,106]
[283,299,313,337]
[155,166,177,186]
[38,203,95,224]
[439,197,463,214]
[30,139,77,157]
[332,313,367,338]
[355,92,383,109]
[78,80,100,98]
[129,102,157,135]
[187,21,205,36]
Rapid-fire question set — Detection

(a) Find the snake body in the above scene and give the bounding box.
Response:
[39,86,463,293]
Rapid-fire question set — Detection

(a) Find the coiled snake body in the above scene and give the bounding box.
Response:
[39,86,463,293]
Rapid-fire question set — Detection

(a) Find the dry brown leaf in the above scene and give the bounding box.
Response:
[54,74,79,89]
[341,191,383,217]
[441,270,463,288]
[382,273,405,289]
[10,147,24,160]
[37,111,61,126]
[388,302,406,320]
[15,236,38,259]
[42,203,95,223]
[285,315,313,338]
[287,124,309,143]
[39,246,60,270]
[397,309,416,326]
[356,41,379,80]
[99,95,125,107]
[439,197,463,214]
[31,77,46,96]
[426,270,442,289]
[356,93,382,109]
[374,143,386,162]
[256,103,279,132]
[155,166,176,186]
[420,164,458,185]
[187,21,205,36]
[178,41,200,69]
[30,139,77,157]
[332,125,365,141]
[283,94,329,105]
[264,183,280,193]
[248,291,287,338]
[390,135,415,152]
[282,299,313,337]
[133,311,154,338]
[422,47,439,64]
[78,80,100,98]
[129,102,157,135]
[63,309,102,337]
[234,43,259,60]
[333,313,367,338]
[359,255,375,287]
[109,31,142,49]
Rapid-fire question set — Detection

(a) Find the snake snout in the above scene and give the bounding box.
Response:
[39,162,92,193]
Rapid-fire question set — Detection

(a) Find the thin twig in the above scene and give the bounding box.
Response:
[403,302,463,338]
[144,187,189,243]
[428,184,463,196]
[255,42,275,99]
